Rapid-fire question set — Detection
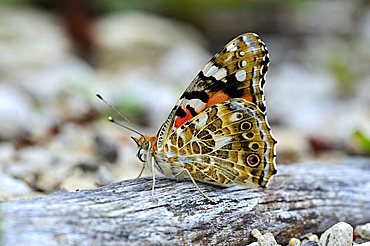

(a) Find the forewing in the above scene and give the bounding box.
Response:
[164,98,277,188]
[157,33,270,147]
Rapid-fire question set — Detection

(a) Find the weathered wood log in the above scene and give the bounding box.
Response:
[1,159,370,245]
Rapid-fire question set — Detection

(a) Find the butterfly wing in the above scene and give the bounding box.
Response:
[159,98,277,187]
[157,33,270,147]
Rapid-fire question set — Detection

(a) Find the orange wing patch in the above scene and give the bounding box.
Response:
[242,88,253,103]
[174,107,193,128]
[206,90,230,108]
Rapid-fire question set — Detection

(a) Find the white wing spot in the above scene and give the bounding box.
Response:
[197,113,208,128]
[243,35,258,54]
[214,137,232,149]
[239,51,245,56]
[187,98,206,114]
[203,65,218,77]
[213,67,228,80]
[226,42,237,52]
[230,112,243,122]
[241,60,247,67]
[235,70,247,82]
[202,62,212,74]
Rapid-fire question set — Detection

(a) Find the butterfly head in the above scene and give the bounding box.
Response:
[131,136,157,163]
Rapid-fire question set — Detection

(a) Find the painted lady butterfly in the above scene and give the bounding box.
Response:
[98,33,277,202]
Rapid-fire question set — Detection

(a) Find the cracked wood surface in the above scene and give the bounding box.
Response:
[1,159,370,245]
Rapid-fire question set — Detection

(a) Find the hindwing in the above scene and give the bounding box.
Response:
[160,98,277,188]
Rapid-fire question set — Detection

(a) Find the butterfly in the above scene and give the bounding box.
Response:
[98,33,277,202]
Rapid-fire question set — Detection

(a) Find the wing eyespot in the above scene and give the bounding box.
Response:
[242,132,254,140]
[246,153,260,167]
[240,121,252,131]
[249,142,260,151]
[237,60,247,68]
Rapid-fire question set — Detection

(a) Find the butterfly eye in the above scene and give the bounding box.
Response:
[137,148,147,162]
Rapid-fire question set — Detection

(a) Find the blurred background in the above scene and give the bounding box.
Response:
[0,0,369,200]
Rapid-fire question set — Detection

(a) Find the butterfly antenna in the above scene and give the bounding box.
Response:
[96,93,144,137]
[108,116,144,137]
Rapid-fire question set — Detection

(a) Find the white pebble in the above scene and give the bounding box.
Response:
[355,223,370,240]
[319,222,353,246]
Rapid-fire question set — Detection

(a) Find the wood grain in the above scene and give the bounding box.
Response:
[1,159,370,245]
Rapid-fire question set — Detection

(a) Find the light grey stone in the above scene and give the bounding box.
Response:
[0,172,32,199]
[319,222,353,246]
[355,223,370,240]
[252,229,280,246]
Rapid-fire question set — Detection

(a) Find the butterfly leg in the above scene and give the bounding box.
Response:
[135,163,145,179]
[175,169,215,203]
[151,157,156,198]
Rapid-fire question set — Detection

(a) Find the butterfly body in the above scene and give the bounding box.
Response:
[131,33,277,201]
